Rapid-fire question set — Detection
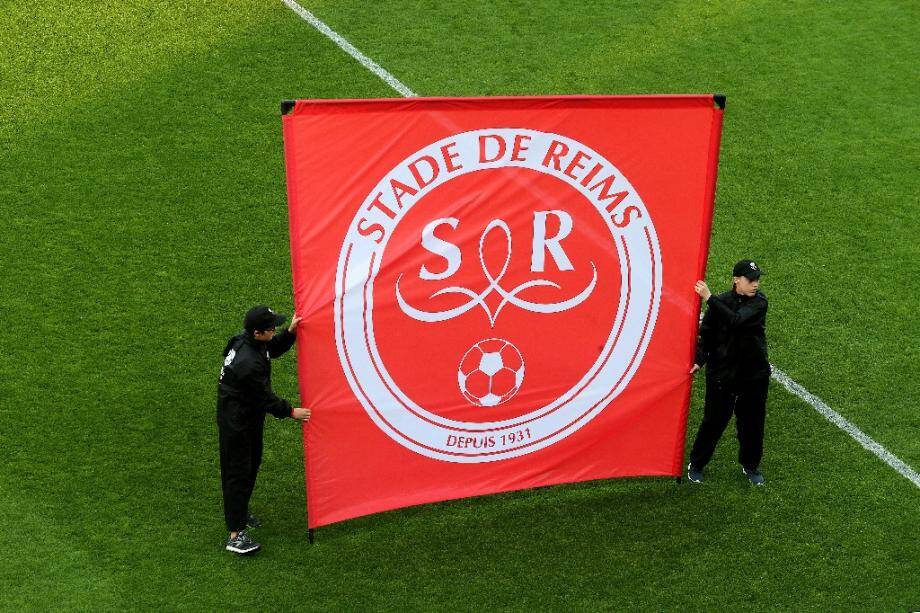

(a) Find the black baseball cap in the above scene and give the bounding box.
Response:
[244,305,287,332]
[732,259,763,280]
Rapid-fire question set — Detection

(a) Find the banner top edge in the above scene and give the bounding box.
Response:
[282,94,722,116]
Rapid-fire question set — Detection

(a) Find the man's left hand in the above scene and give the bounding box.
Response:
[289,313,303,332]
[694,281,712,301]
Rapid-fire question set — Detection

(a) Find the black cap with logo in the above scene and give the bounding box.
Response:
[244,305,287,333]
[732,259,762,280]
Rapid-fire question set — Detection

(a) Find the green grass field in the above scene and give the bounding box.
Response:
[2,1,918,610]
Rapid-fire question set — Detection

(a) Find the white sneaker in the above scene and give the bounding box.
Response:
[226,529,261,555]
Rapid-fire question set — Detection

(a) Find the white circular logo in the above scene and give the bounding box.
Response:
[335,129,662,463]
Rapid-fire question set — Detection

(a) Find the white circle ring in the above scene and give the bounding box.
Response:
[334,129,662,463]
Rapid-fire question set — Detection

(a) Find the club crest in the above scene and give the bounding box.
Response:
[335,128,662,462]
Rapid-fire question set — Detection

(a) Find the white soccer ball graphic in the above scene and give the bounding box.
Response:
[457,338,525,407]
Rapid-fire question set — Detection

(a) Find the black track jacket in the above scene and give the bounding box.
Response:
[217,329,297,432]
[695,289,770,384]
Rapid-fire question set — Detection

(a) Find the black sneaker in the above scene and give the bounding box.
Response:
[246,515,261,529]
[226,529,261,555]
[687,463,704,484]
[742,467,765,486]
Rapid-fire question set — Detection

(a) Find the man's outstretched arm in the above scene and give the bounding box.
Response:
[694,281,767,330]
[268,313,302,358]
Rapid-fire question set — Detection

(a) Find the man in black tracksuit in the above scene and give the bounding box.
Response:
[218,305,310,554]
[687,260,770,485]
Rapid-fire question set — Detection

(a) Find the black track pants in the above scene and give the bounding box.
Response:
[689,376,768,471]
[218,421,264,532]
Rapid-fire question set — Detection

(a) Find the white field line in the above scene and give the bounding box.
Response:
[282,0,417,98]
[771,367,920,488]
[282,2,920,490]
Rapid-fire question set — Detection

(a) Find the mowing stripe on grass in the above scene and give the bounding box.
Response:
[771,367,920,488]
[282,0,417,97]
[282,2,920,491]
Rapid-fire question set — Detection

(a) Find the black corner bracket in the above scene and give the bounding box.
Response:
[281,100,296,115]
[713,93,726,109]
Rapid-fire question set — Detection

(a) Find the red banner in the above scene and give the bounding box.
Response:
[282,95,723,528]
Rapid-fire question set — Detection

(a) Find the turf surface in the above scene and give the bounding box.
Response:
[1,0,917,610]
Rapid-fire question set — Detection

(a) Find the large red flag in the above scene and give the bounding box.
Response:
[282,95,723,528]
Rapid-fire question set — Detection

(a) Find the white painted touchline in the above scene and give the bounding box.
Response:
[771,367,920,488]
[282,1,920,491]
[282,0,417,98]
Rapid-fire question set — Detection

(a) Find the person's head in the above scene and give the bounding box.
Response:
[244,305,287,341]
[732,259,762,296]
